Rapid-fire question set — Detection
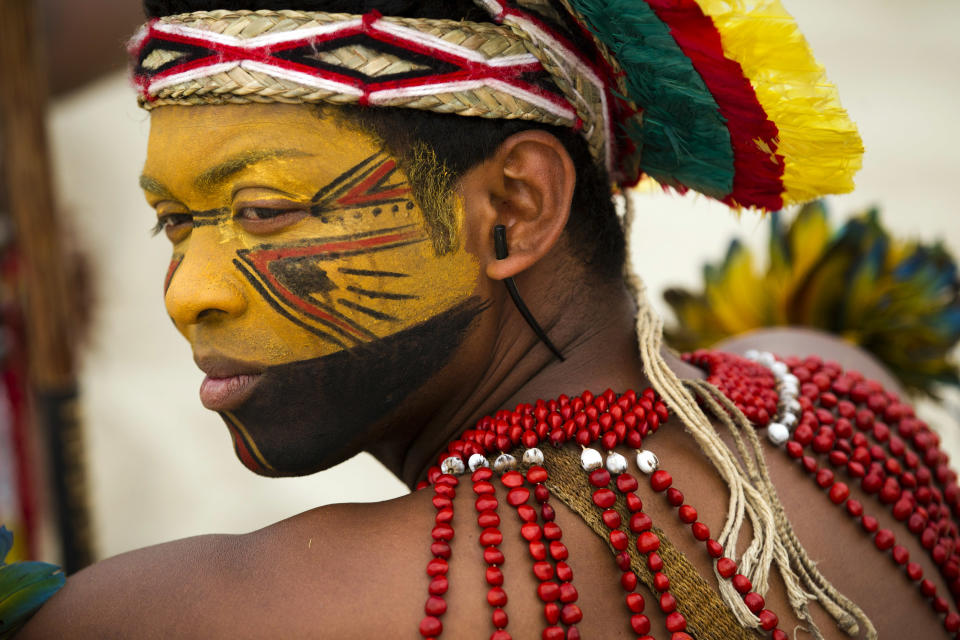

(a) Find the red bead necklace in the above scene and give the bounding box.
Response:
[417,385,792,638]
[685,349,960,637]
[502,465,581,639]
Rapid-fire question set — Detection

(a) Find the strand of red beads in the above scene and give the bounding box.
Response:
[503,465,582,640]
[420,473,458,639]
[422,389,669,488]
[686,350,960,580]
[785,433,960,636]
[473,466,512,640]
[585,466,655,638]
[646,468,785,638]
[528,463,584,638]
[687,349,960,581]
[775,355,960,633]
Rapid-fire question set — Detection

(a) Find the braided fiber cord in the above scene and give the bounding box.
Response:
[540,445,760,640]
[688,379,877,639]
[619,193,876,636]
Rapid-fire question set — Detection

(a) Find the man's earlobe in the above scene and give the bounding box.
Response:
[493,224,565,361]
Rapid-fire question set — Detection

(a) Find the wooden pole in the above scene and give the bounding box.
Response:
[0,0,93,571]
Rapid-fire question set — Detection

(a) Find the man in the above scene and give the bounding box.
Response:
[15,1,957,638]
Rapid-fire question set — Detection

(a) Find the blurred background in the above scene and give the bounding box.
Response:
[1,0,958,566]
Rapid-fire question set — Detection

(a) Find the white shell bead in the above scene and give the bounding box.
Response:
[440,456,466,476]
[782,412,798,426]
[767,422,790,445]
[785,399,801,414]
[468,453,490,472]
[744,349,761,361]
[580,447,603,471]
[606,452,628,474]
[636,450,659,474]
[522,447,545,465]
[770,361,788,377]
[493,453,517,473]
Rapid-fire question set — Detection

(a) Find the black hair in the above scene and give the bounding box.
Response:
[144,0,626,279]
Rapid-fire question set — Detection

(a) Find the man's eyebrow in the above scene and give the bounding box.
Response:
[194,149,314,192]
[139,174,174,199]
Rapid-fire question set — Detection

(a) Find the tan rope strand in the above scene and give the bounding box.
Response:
[623,195,768,627]
[622,200,743,549]
[687,380,825,639]
[639,299,785,622]
[698,381,868,638]
[695,386,850,640]
[690,379,876,639]
[682,380,785,597]
[705,381,875,639]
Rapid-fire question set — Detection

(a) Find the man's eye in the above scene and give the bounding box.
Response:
[236,207,291,220]
[235,206,308,233]
[151,213,193,241]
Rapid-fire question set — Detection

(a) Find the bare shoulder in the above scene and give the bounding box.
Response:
[660,328,949,637]
[18,492,439,639]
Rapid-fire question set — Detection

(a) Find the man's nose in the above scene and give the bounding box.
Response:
[165,231,247,330]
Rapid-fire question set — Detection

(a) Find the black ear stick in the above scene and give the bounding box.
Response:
[494,224,565,361]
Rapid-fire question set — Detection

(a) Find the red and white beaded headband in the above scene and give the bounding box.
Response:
[128,8,618,177]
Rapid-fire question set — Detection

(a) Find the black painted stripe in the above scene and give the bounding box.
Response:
[338,268,410,278]
[346,285,418,301]
[337,299,399,322]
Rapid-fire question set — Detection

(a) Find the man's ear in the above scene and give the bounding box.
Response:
[458,129,576,281]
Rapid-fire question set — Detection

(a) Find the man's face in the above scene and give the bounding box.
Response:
[142,103,483,476]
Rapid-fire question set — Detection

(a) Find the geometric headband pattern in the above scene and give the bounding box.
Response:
[129,9,615,174]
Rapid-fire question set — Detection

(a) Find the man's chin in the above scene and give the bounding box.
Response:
[221,410,353,477]
[212,297,488,476]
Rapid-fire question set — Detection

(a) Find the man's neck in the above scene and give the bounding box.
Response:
[381,274,649,487]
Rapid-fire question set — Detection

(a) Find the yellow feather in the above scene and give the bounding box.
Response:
[696,0,863,204]
[705,243,766,333]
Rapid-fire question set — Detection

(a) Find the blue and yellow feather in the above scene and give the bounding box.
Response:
[664,202,960,396]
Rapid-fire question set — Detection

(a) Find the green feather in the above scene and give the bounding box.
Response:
[0,527,65,638]
[565,0,735,197]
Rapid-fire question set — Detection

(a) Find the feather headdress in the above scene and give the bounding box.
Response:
[129,0,863,211]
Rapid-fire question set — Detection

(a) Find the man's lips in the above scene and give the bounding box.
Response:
[199,373,261,411]
[194,354,264,411]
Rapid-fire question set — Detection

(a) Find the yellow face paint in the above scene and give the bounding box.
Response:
[143,103,486,476]
[143,103,479,367]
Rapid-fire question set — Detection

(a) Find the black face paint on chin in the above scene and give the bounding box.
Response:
[221,297,488,476]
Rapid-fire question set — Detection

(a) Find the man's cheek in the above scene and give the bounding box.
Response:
[219,296,491,476]
[234,224,431,351]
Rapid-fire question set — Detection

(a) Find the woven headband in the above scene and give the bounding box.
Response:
[129,1,864,211]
